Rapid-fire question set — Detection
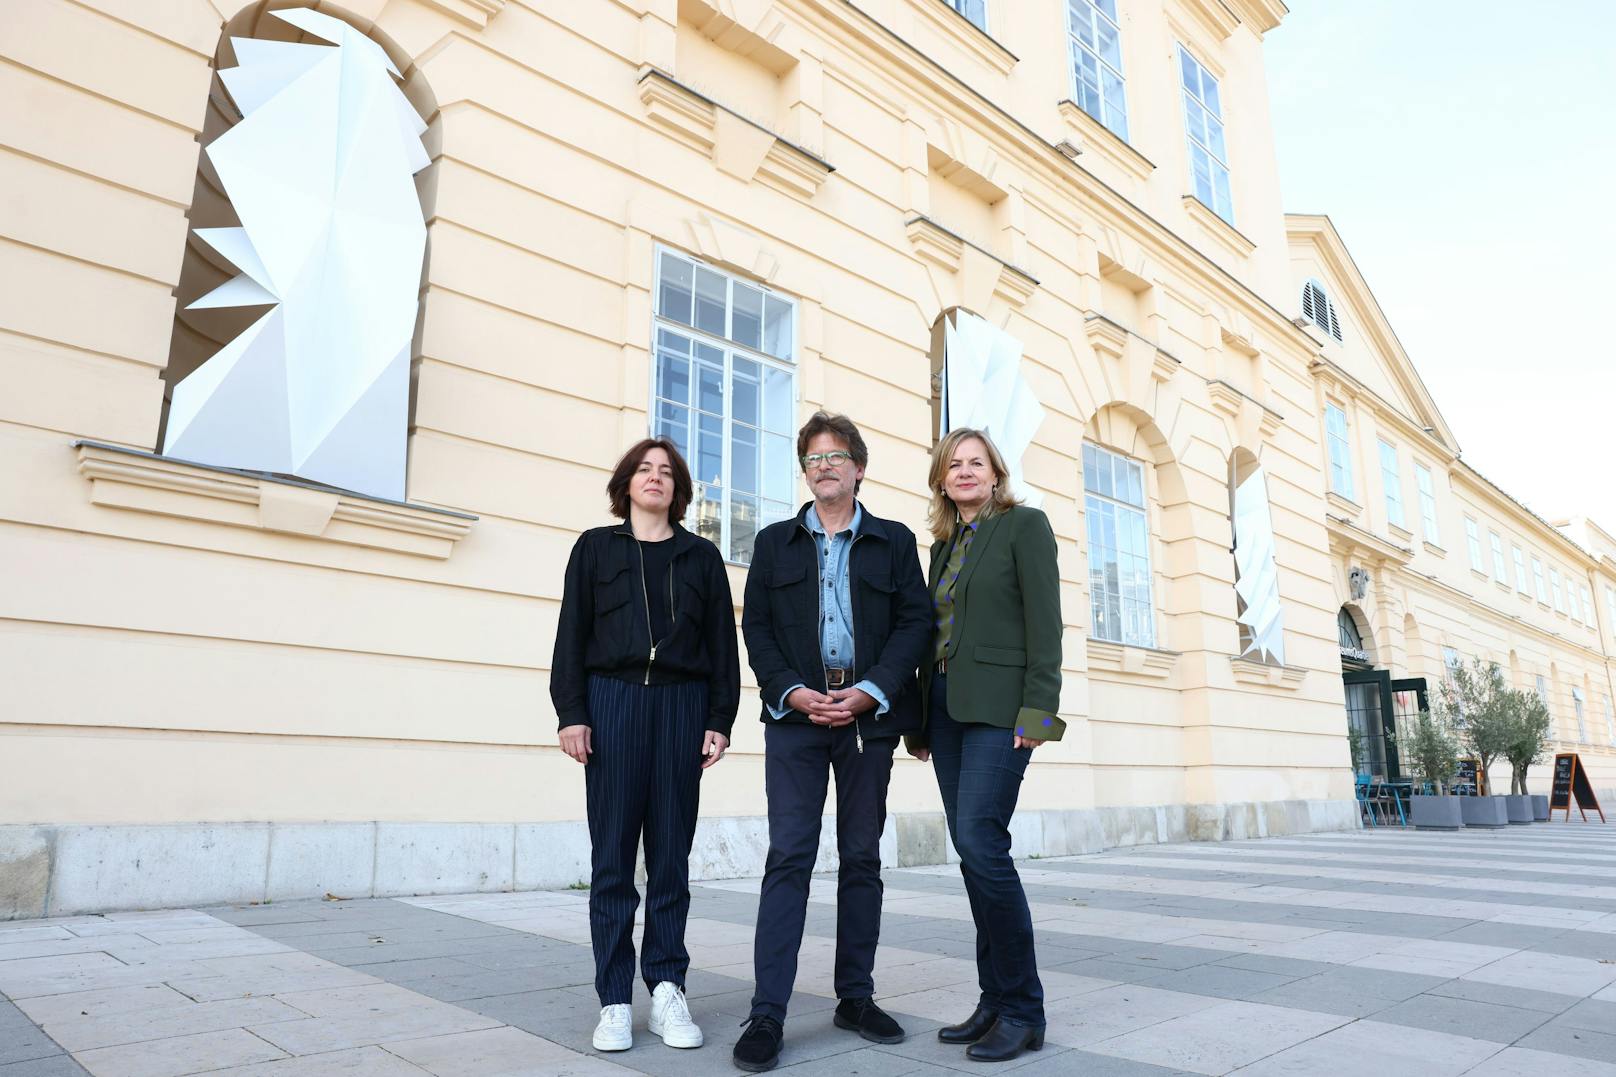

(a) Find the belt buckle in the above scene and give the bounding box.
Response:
[826,668,847,689]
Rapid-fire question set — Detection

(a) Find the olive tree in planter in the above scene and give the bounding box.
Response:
[1435,658,1510,828]
[1406,709,1463,829]
[1505,689,1553,821]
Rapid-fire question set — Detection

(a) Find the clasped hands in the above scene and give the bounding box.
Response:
[786,685,876,727]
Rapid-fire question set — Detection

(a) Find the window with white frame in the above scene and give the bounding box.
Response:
[1512,545,1529,594]
[1442,646,1461,680]
[1067,0,1128,140]
[1569,585,1582,623]
[1605,694,1615,746]
[1532,556,1548,603]
[1414,464,1439,545]
[1608,585,1616,631]
[1536,674,1549,704]
[1580,585,1593,628]
[1489,532,1507,585]
[1324,403,1354,499]
[652,249,796,564]
[1464,518,1484,572]
[946,0,987,31]
[1301,279,1343,342]
[1551,567,1564,612]
[1378,439,1404,528]
[1573,687,1587,742]
[1084,441,1155,648]
[1177,44,1232,223]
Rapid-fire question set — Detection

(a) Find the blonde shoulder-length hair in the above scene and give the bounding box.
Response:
[926,427,1022,542]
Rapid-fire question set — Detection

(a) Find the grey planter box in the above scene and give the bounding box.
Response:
[1410,795,1464,830]
[1461,796,1510,828]
[1504,795,1533,824]
[1531,794,1550,821]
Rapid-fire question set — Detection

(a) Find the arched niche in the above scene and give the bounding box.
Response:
[156,0,440,455]
[1338,603,1375,668]
[1402,612,1424,677]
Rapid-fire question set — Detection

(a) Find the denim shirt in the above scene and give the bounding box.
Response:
[767,502,892,719]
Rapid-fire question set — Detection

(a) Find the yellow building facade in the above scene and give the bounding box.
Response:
[2,0,1611,917]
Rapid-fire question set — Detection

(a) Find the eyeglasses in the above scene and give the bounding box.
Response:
[801,451,853,469]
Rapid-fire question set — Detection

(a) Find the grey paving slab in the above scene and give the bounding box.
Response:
[0,1058,93,1077]
[1371,992,1556,1044]
[1554,998,1616,1035]
[1516,1024,1616,1066]
[873,1033,1074,1073]
[1426,978,1581,1014]
[1138,963,1299,1001]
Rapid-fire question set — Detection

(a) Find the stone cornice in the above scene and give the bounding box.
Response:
[915,0,1018,75]
[74,442,475,560]
[1087,639,1179,680]
[415,0,505,30]
[1450,460,1603,572]
[1325,514,1412,568]
[903,215,1039,306]
[1308,357,1455,465]
[1230,656,1308,690]
[1056,100,1155,182]
[1182,196,1256,258]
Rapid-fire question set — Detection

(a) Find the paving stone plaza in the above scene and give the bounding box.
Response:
[4,825,1616,1076]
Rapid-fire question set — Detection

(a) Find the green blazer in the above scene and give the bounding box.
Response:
[913,504,1065,746]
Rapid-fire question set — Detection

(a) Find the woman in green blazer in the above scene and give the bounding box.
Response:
[907,427,1062,1062]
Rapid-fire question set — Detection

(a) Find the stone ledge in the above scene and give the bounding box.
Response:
[1087,639,1179,680]
[1182,194,1257,258]
[3,797,1378,918]
[74,441,475,559]
[1230,656,1309,690]
[1056,100,1155,182]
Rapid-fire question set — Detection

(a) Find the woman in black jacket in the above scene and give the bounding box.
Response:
[550,437,740,1054]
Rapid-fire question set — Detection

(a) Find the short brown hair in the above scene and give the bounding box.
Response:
[606,437,693,522]
[796,411,868,493]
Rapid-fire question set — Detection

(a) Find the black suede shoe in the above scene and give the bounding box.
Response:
[966,1019,1045,1062]
[833,997,906,1044]
[938,1005,999,1044]
[733,1015,783,1072]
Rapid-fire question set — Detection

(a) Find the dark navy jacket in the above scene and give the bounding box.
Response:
[741,502,931,737]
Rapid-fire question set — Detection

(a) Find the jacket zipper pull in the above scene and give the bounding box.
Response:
[645,645,657,685]
[854,718,863,755]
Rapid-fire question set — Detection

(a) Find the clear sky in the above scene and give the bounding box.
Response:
[1265,1,1616,539]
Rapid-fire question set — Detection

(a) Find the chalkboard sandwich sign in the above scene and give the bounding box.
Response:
[1550,753,1606,823]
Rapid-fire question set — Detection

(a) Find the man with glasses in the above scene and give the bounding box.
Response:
[733,411,931,1072]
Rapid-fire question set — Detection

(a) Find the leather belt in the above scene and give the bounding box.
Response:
[825,667,849,689]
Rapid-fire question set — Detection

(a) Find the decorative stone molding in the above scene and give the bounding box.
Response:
[75,442,475,560]
[1083,312,1128,361]
[1087,639,1179,680]
[1182,196,1257,258]
[636,67,832,198]
[1174,0,1241,39]
[1207,379,1243,418]
[1056,100,1156,182]
[1153,349,1182,384]
[1230,656,1308,690]
[916,0,1019,75]
[1325,490,1362,518]
[903,215,1038,309]
[415,0,506,30]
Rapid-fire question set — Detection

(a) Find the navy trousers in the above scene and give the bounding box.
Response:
[928,671,1044,1027]
[750,720,897,1022]
[583,674,707,1005]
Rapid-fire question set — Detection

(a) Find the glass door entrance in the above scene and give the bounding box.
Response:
[1342,669,1429,783]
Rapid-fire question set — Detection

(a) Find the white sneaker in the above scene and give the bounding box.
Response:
[649,981,704,1048]
[592,1003,633,1051]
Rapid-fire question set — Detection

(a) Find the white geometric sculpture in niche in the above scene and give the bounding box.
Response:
[162,8,428,502]
[1232,465,1286,664]
[939,309,1046,508]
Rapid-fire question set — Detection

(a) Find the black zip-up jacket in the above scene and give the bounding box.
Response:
[551,523,741,737]
[741,502,931,737]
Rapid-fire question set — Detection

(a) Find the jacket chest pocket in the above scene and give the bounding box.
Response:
[859,572,894,637]
[593,563,634,619]
[676,575,705,624]
[769,564,807,625]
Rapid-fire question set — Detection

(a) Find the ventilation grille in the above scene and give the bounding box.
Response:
[1302,279,1343,342]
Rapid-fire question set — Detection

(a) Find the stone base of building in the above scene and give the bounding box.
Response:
[4,797,1365,919]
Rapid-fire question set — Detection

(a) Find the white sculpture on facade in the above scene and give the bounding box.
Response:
[1233,465,1287,664]
[940,309,1046,507]
[162,8,428,502]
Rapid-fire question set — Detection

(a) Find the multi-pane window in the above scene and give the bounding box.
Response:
[1512,545,1528,594]
[1580,585,1593,628]
[1414,464,1440,545]
[1573,687,1587,742]
[1550,568,1564,613]
[1177,45,1232,223]
[1377,440,1404,528]
[1569,585,1582,623]
[1464,518,1484,572]
[1532,556,1548,603]
[1084,442,1154,648]
[1536,674,1549,704]
[1442,646,1461,680]
[947,0,987,31]
[652,249,796,564]
[1067,0,1128,140]
[1324,403,1354,498]
[1489,532,1507,585]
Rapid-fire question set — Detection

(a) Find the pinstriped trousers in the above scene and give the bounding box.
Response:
[584,674,708,1005]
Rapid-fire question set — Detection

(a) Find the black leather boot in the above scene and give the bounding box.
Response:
[937,1006,999,1044]
[965,1019,1044,1062]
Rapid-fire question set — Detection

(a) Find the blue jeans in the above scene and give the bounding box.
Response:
[928,671,1044,1027]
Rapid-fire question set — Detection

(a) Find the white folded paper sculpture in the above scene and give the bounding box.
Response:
[1232,465,1287,664]
[940,309,1046,508]
[163,8,428,502]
